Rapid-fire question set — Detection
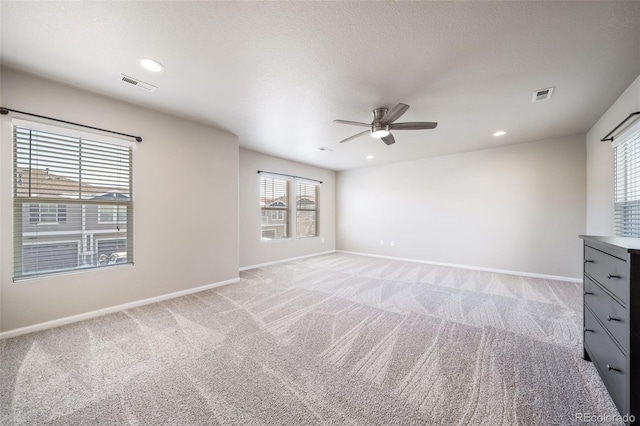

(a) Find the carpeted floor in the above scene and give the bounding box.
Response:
[0,253,622,425]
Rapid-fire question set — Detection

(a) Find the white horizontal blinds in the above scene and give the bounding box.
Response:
[614,125,640,237]
[296,181,318,238]
[13,124,133,280]
[260,176,289,240]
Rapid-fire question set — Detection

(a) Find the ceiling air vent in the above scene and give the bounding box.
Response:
[120,74,157,92]
[532,87,554,102]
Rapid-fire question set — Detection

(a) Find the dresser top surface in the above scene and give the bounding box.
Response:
[580,235,640,254]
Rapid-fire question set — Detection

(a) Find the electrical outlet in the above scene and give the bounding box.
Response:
[380,240,384,246]
[321,238,325,243]
[391,241,395,247]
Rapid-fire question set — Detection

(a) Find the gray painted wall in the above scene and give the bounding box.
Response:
[0,68,239,332]
[239,149,336,268]
[336,136,586,279]
[4,68,630,332]
[586,74,640,235]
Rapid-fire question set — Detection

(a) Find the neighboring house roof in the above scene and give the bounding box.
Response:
[262,196,316,208]
[15,168,125,199]
[261,195,287,208]
[297,197,315,206]
[89,191,130,201]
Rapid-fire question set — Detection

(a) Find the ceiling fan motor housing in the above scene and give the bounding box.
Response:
[372,108,388,122]
[370,108,390,138]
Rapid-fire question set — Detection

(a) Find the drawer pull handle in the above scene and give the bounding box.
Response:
[607,273,620,279]
[584,291,594,295]
[584,259,594,264]
[606,364,621,372]
[607,315,620,322]
[584,328,594,332]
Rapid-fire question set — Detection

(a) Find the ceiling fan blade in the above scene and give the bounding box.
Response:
[339,130,369,143]
[381,103,410,124]
[389,121,438,130]
[333,120,371,127]
[381,133,396,145]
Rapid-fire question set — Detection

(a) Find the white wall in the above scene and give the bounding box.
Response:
[0,68,239,332]
[337,136,586,279]
[239,149,335,268]
[586,74,640,235]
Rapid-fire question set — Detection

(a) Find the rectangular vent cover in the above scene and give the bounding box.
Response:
[532,87,554,102]
[120,74,157,92]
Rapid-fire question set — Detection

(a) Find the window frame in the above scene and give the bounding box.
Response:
[12,119,135,281]
[258,174,321,242]
[614,120,640,238]
[260,175,290,241]
[296,181,319,239]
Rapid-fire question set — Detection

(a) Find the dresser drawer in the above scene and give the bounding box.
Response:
[584,275,629,352]
[584,307,628,414]
[584,245,629,305]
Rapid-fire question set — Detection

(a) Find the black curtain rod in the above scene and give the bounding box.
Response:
[601,111,640,142]
[0,107,143,142]
[257,170,322,184]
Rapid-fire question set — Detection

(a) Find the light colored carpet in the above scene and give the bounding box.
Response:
[0,252,621,425]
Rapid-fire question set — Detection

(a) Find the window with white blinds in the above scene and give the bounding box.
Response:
[614,122,640,237]
[296,181,318,238]
[260,176,289,240]
[13,122,134,280]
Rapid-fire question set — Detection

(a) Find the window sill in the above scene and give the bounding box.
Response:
[13,262,134,283]
[260,238,291,244]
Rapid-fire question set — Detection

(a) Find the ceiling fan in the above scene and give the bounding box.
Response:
[334,103,437,145]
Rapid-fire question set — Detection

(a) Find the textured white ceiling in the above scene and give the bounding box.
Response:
[2,1,640,170]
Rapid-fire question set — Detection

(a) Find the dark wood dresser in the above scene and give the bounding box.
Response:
[580,236,640,420]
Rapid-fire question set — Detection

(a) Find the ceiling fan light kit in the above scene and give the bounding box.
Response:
[370,123,390,139]
[334,103,437,146]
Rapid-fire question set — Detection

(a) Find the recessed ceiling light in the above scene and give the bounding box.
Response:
[365,155,374,160]
[138,58,164,73]
[493,131,507,137]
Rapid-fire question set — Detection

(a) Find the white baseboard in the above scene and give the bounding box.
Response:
[239,250,336,271]
[336,250,582,283]
[0,277,240,340]
[3,249,576,339]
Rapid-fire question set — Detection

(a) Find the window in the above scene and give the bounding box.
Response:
[98,205,127,224]
[13,120,134,280]
[296,181,319,238]
[614,121,640,237]
[29,203,67,224]
[260,176,289,240]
